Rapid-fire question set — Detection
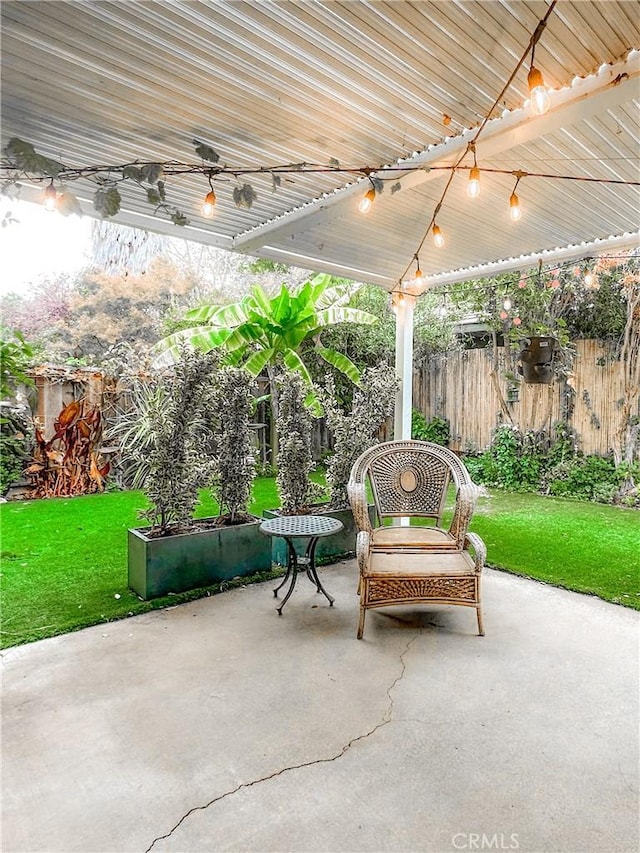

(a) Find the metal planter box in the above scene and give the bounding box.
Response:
[262,505,375,566]
[128,516,272,600]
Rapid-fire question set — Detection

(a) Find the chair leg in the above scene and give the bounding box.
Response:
[476,605,485,636]
[357,604,366,639]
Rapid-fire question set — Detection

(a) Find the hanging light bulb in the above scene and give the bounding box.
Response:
[432,224,445,248]
[43,181,58,212]
[467,165,480,199]
[528,65,551,116]
[201,189,217,218]
[584,270,597,289]
[509,192,522,221]
[413,255,425,290]
[358,188,376,214]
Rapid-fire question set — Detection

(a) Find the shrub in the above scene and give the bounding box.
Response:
[27,399,110,498]
[208,367,256,524]
[276,372,323,513]
[411,410,450,446]
[489,424,525,489]
[0,329,33,400]
[119,348,219,534]
[0,404,32,495]
[544,454,619,502]
[321,364,397,508]
[463,418,635,506]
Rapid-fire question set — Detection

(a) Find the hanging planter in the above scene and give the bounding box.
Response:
[518,335,558,384]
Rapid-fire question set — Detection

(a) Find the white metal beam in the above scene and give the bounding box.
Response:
[13,183,234,250]
[232,52,640,255]
[257,246,395,286]
[421,232,640,290]
[393,293,415,440]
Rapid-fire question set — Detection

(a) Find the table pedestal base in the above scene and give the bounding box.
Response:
[274,535,335,614]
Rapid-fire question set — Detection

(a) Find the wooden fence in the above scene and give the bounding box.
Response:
[413,340,630,456]
[29,340,631,464]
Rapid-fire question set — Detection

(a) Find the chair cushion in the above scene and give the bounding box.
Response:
[366,550,476,577]
[371,525,456,550]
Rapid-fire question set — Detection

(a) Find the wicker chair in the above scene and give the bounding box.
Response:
[347,440,486,639]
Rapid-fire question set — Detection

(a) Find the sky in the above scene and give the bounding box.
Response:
[0,198,93,296]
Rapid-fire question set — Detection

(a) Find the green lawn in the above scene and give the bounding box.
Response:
[1,482,638,648]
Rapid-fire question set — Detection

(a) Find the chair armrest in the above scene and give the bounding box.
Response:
[447,483,478,547]
[355,530,371,576]
[348,481,373,535]
[464,532,486,573]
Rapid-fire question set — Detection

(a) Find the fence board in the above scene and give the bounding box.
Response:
[414,340,631,456]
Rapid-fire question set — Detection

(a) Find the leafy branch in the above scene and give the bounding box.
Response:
[3,135,636,232]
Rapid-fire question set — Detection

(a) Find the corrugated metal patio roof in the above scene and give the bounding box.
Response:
[1,0,638,288]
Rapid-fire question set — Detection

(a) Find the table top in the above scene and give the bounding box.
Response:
[260,514,344,539]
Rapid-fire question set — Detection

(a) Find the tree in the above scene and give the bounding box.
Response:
[154,273,378,458]
[0,276,73,351]
[42,258,193,365]
[0,329,33,400]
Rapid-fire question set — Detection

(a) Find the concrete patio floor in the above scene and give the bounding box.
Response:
[2,562,638,853]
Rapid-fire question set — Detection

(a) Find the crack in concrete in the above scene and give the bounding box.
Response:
[144,632,420,853]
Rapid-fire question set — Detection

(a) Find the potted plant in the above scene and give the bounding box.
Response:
[264,365,397,563]
[123,350,271,599]
[262,371,334,563]
[320,363,397,509]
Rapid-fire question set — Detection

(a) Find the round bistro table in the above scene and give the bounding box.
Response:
[259,515,344,614]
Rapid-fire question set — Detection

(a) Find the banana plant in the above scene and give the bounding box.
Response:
[153,274,377,458]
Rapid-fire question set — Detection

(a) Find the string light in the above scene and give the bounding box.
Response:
[390,290,405,313]
[432,224,445,248]
[358,187,376,214]
[396,4,559,288]
[43,180,58,212]
[528,66,551,116]
[467,145,480,198]
[201,190,217,217]
[201,173,217,217]
[503,297,512,310]
[527,37,551,116]
[509,173,523,222]
[509,192,521,221]
[413,254,425,290]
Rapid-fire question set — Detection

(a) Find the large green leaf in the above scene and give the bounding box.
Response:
[304,388,324,418]
[243,347,275,376]
[224,348,246,366]
[152,326,233,366]
[184,304,223,323]
[315,347,363,385]
[271,286,292,325]
[315,307,377,327]
[291,280,313,312]
[206,299,253,328]
[249,284,273,318]
[282,349,314,387]
[315,282,358,309]
[223,325,264,352]
[307,273,332,302]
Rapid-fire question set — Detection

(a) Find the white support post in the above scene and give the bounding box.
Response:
[393,293,415,440]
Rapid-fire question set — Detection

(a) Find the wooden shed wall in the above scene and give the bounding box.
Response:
[413,340,630,456]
